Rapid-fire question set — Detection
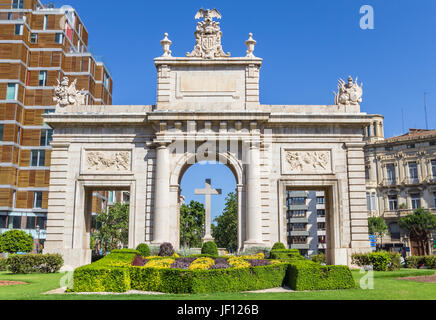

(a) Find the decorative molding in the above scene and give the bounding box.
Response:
[53,77,86,108]
[84,150,131,172]
[282,149,332,174]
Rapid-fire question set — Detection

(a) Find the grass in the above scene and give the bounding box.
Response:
[0,269,435,300]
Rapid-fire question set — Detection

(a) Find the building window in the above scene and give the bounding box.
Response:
[433,193,436,208]
[388,195,398,211]
[16,127,20,144]
[43,15,48,30]
[291,236,307,244]
[30,33,38,44]
[108,191,115,204]
[36,216,46,230]
[407,144,416,149]
[316,197,325,205]
[6,83,18,100]
[55,33,63,44]
[386,164,396,183]
[104,72,109,90]
[12,0,24,9]
[317,222,326,231]
[40,129,53,146]
[122,191,130,204]
[411,193,421,210]
[290,210,306,218]
[26,216,36,229]
[371,192,377,211]
[317,209,325,217]
[33,192,43,209]
[432,160,436,178]
[30,150,45,167]
[292,223,306,231]
[408,162,418,180]
[318,235,326,244]
[0,124,3,141]
[14,24,23,35]
[0,214,7,229]
[366,192,371,211]
[288,197,306,206]
[39,71,47,86]
[8,215,21,229]
[385,146,393,151]
[430,141,436,146]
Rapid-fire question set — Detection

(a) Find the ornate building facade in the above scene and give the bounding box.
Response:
[364,128,436,256]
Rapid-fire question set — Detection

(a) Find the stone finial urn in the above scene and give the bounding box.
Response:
[160,33,172,57]
[245,33,257,58]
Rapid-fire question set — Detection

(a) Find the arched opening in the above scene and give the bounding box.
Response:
[176,155,239,253]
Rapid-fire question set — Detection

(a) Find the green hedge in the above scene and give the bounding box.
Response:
[201,242,218,256]
[135,244,150,257]
[74,263,289,293]
[406,256,436,269]
[351,252,396,271]
[286,260,355,291]
[7,254,63,274]
[92,249,139,267]
[270,249,304,262]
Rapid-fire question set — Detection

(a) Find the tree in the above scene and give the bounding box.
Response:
[94,202,129,255]
[0,230,34,254]
[399,208,436,256]
[180,200,205,248]
[212,192,237,252]
[368,216,388,248]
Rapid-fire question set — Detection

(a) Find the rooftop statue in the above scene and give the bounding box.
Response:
[334,76,363,106]
[53,77,86,108]
[186,8,230,59]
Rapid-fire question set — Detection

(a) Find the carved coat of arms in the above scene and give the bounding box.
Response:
[187,8,230,59]
[334,76,363,106]
[53,77,86,108]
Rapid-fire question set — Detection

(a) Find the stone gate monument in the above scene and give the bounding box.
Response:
[44,9,382,268]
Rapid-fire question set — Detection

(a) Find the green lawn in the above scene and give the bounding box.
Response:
[0,269,436,300]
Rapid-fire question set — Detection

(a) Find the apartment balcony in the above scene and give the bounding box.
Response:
[317,216,326,223]
[317,230,326,236]
[288,231,310,237]
[318,243,327,249]
[426,175,436,184]
[401,176,421,186]
[383,208,436,218]
[288,217,309,223]
[288,204,309,211]
[290,244,310,250]
[381,178,399,187]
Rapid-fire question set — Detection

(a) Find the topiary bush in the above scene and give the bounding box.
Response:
[271,242,286,251]
[136,243,151,257]
[7,254,63,274]
[270,249,304,262]
[158,243,175,257]
[0,230,34,254]
[201,241,218,256]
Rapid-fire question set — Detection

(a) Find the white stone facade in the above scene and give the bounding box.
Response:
[43,12,379,269]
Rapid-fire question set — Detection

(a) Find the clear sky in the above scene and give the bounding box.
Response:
[51,0,436,219]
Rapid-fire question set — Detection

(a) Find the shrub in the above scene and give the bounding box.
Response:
[159,243,175,257]
[92,249,139,267]
[0,258,7,271]
[188,257,215,270]
[387,252,401,271]
[144,258,175,269]
[351,252,391,271]
[271,242,286,251]
[7,254,63,274]
[201,241,218,256]
[424,256,436,269]
[311,253,326,264]
[73,266,131,292]
[286,260,355,291]
[270,249,304,262]
[405,256,436,269]
[0,230,34,254]
[136,243,151,257]
[228,256,251,269]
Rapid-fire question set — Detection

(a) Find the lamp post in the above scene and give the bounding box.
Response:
[36,225,40,254]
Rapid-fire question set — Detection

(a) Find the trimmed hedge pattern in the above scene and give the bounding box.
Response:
[72,248,356,293]
[7,254,63,274]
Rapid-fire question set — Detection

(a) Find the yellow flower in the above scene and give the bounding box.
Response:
[172,252,180,258]
[188,257,215,270]
[144,258,175,269]
[228,256,250,269]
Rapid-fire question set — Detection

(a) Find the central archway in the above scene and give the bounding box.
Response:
[170,152,245,251]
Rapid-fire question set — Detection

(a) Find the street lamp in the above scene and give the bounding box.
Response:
[36,225,40,254]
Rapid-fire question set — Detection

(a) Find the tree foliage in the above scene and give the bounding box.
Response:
[399,208,436,255]
[180,201,205,248]
[212,192,237,252]
[0,230,34,254]
[94,202,129,255]
[368,216,389,246]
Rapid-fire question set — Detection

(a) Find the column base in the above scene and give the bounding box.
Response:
[43,248,91,270]
[242,240,265,251]
[202,235,215,244]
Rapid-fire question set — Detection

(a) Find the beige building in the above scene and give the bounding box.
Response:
[364,128,436,256]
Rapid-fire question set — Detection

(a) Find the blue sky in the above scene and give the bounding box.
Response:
[51,0,436,219]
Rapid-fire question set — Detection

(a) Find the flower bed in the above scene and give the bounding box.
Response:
[72,248,356,293]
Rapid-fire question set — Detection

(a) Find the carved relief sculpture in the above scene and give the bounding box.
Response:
[53,77,86,108]
[285,151,330,173]
[334,76,363,106]
[186,8,230,59]
[86,151,131,172]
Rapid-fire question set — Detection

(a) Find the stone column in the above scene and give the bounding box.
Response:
[153,143,170,244]
[244,142,263,246]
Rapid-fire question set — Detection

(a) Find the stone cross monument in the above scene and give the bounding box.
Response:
[195,179,222,243]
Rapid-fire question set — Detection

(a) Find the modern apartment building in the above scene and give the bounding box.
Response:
[364,128,436,256]
[286,190,326,257]
[0,0,113,250]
